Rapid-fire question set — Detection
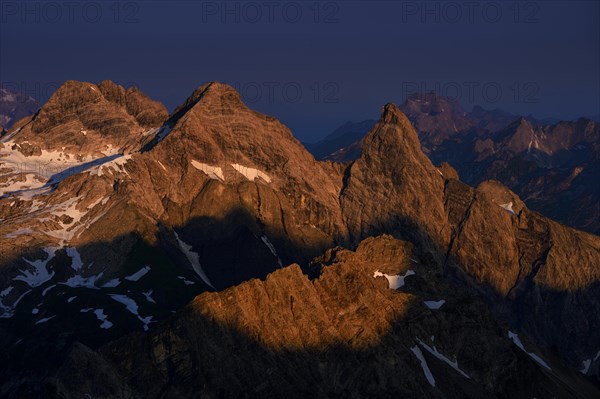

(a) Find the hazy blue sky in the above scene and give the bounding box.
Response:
[1,0,598,141]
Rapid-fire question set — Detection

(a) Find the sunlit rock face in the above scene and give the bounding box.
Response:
[56,236,598,398]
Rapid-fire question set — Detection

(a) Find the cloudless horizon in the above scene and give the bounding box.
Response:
[1,0,598,142]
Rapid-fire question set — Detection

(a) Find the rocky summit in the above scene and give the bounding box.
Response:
[0,81,599,398]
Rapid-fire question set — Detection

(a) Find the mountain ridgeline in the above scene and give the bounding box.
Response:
[309,92,600,236]
[0,81,599,398]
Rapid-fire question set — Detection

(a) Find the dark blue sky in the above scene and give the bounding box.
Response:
[1,0,598,142]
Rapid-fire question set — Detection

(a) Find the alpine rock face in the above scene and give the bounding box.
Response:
[0,81,599,398]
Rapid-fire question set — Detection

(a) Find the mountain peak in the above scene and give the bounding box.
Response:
[503,116,534,137]
[9,80,168,155]
[381,102,409,125]
[402,91,466,113]
[31,80,167,132]
[171,82,244,121]
[344,102,449,249]
[398,92,473,145]
[405,91,440,102]
[368,102,424,153]
[188,82,241,103]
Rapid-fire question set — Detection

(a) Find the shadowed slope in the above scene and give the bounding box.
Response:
[50,236,600,399]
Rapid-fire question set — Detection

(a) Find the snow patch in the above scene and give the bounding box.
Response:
[191,160,224,182]
[35,315,56,324]
[231,163,271,183]
[508,331,551,370]
[581,359,592,374]
[580,351,600,374]
[109,294,153,331]
[86,196,109,210]
[178,276,195,285]
[109,294,139,314]
[65,247,83,270]
[372,269,415,290]
[0,173,47,199]
[88,155,132,177]
[44,196,91,244]
[417,338,470,378]
[62,272,103,289]
[499,202,515,215]
[0,143,124,201]
[174,231,214,289]
[0,288,31,318]
[101,278,121,288]
[5,229,34,238]
[260,235,283,268]
[42,194,111,245]
[424,300,446,310]
[124,265,151,282]
[80,308,113,329]
[14,248,56,288]
[411,345,436,387]
[42,284,57,296]
[143,290,156,304]
[93,309,113,329]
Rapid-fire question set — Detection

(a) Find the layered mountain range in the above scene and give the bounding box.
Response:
[0,81,599,398]
[0,88,39,131]
[309,93,600,235]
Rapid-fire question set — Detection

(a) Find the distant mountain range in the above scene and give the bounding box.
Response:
[1,82,599,398]
[0,88,39,131]
[307,93,600,236]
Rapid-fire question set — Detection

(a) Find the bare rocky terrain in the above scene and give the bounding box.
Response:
[0,81,599,398]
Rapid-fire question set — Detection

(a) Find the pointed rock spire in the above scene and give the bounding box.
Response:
[341,102,451,255]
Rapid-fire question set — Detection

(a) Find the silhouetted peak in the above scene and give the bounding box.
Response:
[401,91,467,119]
[405,91,441,103]
[508,116,534,132]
